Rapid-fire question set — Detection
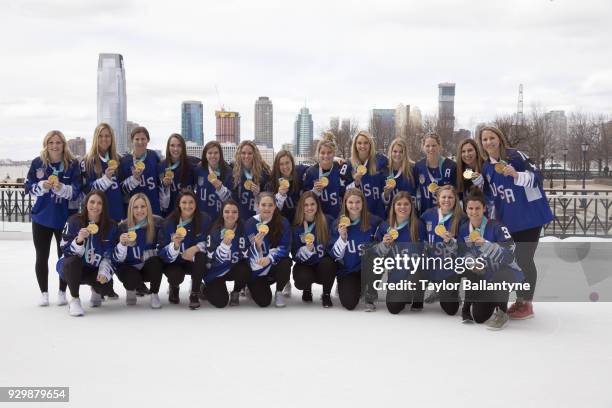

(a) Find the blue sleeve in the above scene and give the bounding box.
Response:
[25,159,46,196]
[303,167,315,191]
[60,217,80,256]
[157,222,174,263]
[66,161,82,200]
[269,220,291,263]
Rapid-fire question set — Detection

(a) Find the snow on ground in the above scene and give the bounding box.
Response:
[1,238,612,408]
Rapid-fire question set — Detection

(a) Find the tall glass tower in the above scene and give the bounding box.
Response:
[294,107,313,157]
[97,54,127,153]
[254,96,273,148]
[181,101,204,145]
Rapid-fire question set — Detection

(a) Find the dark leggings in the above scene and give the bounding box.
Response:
[61,256,113,298]
[292,256,337,295]
[247,258,292,307]
[115,257,164,294]
[510,226,541,301]
[32,221,66,293]
[205,260,250,308]
[465,269,513,323]
[337,273,361,311]
[163,252,206,293]
[438,274,461,316]
[386,269,426,314]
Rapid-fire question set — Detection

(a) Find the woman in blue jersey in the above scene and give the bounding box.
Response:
[291,191,336,307]
[231,141,271,220]
[329,188,382,311]
[455,138,486,203]
[58,191,118,316]
[158,190,211,310]
[159,134,195,216]
[244,192,292,307]
[414,133,457,214]
[347,131,387,219]
[113,193,164,308]
[268,150,306,223]
[119,126,162,216]
[194,141,232,220]
[26,130,82,307]
[303,133,351,219]
[458,187,525,330]
[421,185,465,315]
[382,138,416,217]
[477,125,553,320]
[374,192,427,314]
[203,200,250,307]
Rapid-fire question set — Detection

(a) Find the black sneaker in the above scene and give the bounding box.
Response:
[198,285,208,301]
[136,282,151,297]
[322,294,333,308]
[410,301,424,312]
[229,291,240,306]
[462,302,474,323]
[169,286,180,304]
[302,289,313,302]
[107,289,119,300]
[189,292,200,310]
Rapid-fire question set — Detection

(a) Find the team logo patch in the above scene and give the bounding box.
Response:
[36,168,45,179]
[198,176,204,186]
[426,221,433,232]
[419,174,425,185]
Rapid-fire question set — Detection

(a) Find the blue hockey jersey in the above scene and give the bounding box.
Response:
[158,159,196,216]
[193,165,233,220]
[328,214,382,277]
[291,214,335,266]
[421,207,463,281]
[268,164,308,223]
[113,216,163,268]
[119,150,161,215]
[414,157,457,214]
[346,161,386,219]
[230,166,271,220]
[302,162,351,219]
[204,224,249,283]
[244,215,291,279]
[157,213,212,264]
[81,156,126,222]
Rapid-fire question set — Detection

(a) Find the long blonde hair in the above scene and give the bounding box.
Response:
[126,193,156,243]
[387,138,414,185]
[341,188,370,232]
[476,125,509,162]
[85,123,120,177]
[39,130,74,170]
[294,191,330,245]
[350,130,377,174]
[388,191,420,242]
[435,185,463,237]
[232,141,271,188]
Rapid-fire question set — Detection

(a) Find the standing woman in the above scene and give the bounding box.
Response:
[57,191,118,316]
[456,139,486,202]
[303,133,351,219]
[119,126,162,216]
[291,192,336,307]
[329,188,382,311]
[194,141,232,220]
[82,123,124,222]
[159,134,196,216]
[414,133,457,215]
[26,130,82,306]
[382,138,416,217]
[268,150,307,223]
[420,185,465,315]
[203,200,250,308]
[158,190,211,310]
[231,141,271,220]
[347,131,387,219]
[244,192,292,307]
[374,192,427,314]
[477,125,553,320]
[113,193,164,308]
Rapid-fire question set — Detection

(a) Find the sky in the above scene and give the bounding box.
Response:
[1,0,611,160]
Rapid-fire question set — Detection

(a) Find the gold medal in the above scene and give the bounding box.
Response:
[165,170,174,179]
[388,228,399,240]
[494,163,506,174]
[339,216,351,227]
[107,160,118,170]
[207,172,217,182]
[385,178,396,189]
[244,180,253,190]
[127,231,137,242]
[428,182,438,193]
[257,224,269,235]
[319,176,329,187]
[175,227,187,237]
[224,229,235,240]
[135,161,145,171]
[47,175,58,186]
[356,165,367,176]
[304,233,315,245]
[279,178,290,189]
[86,224,99,235]
[469,230,481,241]
[434,224,447,237]
[463,169,474,180]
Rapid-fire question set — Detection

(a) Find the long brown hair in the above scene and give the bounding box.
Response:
[350,130,377,174]
[387,138,414,185]
[476,125,509,162]
[85,123,120,177]
[435,185,463,236]
[163,133,189,186]
[232,141,270,188]
[211,199,242,232]
[168,189,203,236]
[388,191,420,242]
[340,188,370,232]
[201,141,229,181]
[293,191,329,245]
[126,193,156,243]
[455,138,483,194]
[256,192,283,247]
[79,190,114,239]
[39,130,74,170]
[271,150,300,194]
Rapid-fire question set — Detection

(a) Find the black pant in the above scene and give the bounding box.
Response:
[204,260,250,308]
[115,257,163,294]
[337,273,361,310]
[292,256,336,295]
[247,258,292,307]
[32,221,66,293]
[61,255,113,298]
[163,252,206,293]
[465,269,513,323]
[385,269,426,314]
[511,226,541,301]
[438,274,461,316]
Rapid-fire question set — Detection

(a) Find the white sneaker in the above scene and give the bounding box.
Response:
[274,291,286,308]
[126,290,137,306]
[90,290,102,307]
[150,293,161,309]
[282,281,292,298]
[365,302,376,312]
[57,291,68,306]
[39,292,49,307]
[68,298,84,316]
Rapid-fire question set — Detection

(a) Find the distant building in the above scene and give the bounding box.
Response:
[182,101,204,145]
[257,145,275,167]
[254,97,273,148]
[67,137,86,158]
[395,104,410,138]
[185,141,204,160]
[438,83,456,133]
[97,53,127,154]
[281,143,295,154]
[410,106,422,129]
[370,109,396,153]
[220,143,238,163]
[216,110,240,144]
[126,120,139,153]
[545,110,568,147]
[294,107,313,157]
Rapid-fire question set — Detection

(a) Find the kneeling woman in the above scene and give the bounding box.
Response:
[329,188,381,311]
[291,192,336,307]
[58,191,118,316]
[374,192,426,314]
[113,193,164,308]
[245,192,292,307]
[158,190,211,310]
[203,200,250,307]
[459,188,524,330]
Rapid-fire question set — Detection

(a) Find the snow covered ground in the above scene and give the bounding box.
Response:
[1,237,611,408]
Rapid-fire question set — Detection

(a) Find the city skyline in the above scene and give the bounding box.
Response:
[1,0,611,160]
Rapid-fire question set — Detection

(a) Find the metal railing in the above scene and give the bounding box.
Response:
[1,183,33,222]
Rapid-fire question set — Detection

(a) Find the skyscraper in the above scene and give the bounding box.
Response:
[545,110,568,146]
[67,137,86,158]
[97,54,127,154]
[294,107,313,157]
[254,97,273,148]
[370,109,396,153]
[216,110,240,144]
[438,83,456,132]
[182,101,204,145]
[395,104,410,138]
